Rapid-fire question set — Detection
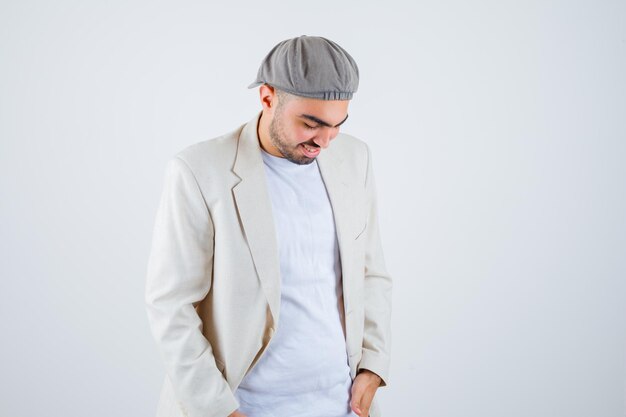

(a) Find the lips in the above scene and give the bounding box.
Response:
[300,143,320,157]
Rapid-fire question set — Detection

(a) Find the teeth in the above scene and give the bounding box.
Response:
[303,144,317,153]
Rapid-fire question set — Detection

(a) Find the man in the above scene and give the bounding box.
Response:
[145,35,392,417]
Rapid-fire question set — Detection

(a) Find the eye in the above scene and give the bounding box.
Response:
[304,123,317,130]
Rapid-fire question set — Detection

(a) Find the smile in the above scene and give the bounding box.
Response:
[300,143,320,157]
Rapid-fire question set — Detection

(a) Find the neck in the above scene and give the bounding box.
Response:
[257,111,283,157]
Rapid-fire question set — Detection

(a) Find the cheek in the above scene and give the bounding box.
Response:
[292,127,315,143]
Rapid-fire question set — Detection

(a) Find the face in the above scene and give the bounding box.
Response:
[267,92,350,165]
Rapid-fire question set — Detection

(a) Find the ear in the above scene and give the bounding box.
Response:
[259,84,277,114]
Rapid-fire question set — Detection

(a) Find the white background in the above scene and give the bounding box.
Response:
[1,1,625,416]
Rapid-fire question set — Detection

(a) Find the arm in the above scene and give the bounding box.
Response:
[145,156,239,417]
[357,143,393,388]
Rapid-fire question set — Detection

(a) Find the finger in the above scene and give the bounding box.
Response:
[350,396,362,416]
[359,388,376,416]
[351,403,363,417]
[350,384,365,416]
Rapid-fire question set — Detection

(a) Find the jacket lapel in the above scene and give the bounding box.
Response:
[231,112,356,328]
[316,142,358,319]
[232,113,282,326]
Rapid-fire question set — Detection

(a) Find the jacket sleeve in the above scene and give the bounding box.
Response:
[357,144,393,387]
[145,156,239,417]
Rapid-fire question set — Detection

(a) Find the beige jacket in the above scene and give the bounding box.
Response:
[145,112,392,417]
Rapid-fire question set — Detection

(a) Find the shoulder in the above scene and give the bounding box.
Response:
[171,123,245,176]
[333,131,369,155]
[332,132,372,183]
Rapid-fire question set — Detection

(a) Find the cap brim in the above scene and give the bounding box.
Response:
[247,81,263,89]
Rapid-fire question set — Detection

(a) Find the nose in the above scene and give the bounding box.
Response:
[313,127,339,149]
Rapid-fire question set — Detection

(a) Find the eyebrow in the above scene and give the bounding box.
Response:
[299,113,349,128]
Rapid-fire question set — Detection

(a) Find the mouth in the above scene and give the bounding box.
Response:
[300,143,320,158]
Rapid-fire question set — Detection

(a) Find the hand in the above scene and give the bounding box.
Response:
[228,410,247,417]
[350,369,382,417]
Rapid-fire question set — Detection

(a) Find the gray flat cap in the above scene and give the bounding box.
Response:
[248,35,359,100]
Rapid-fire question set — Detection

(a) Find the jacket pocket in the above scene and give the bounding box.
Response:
[354,220,367,240]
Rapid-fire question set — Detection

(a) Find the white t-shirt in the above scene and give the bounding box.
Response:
[233,148,356,417]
